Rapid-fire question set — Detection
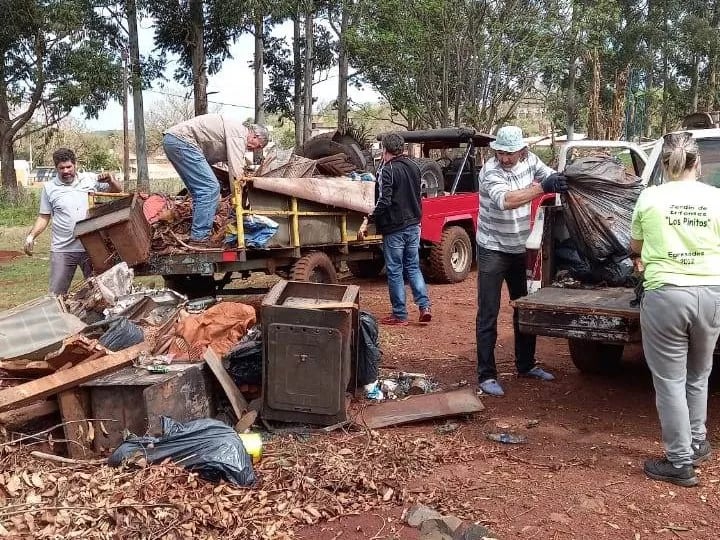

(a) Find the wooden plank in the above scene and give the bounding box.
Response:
[0,400,58,429]
[204,348,248,421]
[513,287,638,318]
[359,388,484,429]
[0,342,147,413]
[0,360,54,377]
[57,389,96,458]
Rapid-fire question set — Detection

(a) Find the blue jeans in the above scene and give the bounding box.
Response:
[476,247,536,381]
[382,225,430,320]
[163,133,219,241]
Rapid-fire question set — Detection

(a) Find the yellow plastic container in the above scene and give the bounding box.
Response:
[239,433,263,464]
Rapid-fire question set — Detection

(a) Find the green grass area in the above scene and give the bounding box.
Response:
[0,187,41,227]
[0,227,54,309]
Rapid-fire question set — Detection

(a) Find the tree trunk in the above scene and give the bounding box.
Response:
[122,51,131,191]
[0,136,17,196]
[586,51,602,140]
[127,0,149,191]
[707,0,720,110]
[253,14,265,124]
[336,3,350,130]
[691,54,700,112]
[190,0,208,116]
[293,14,303,149]
[302,7,314,145]
[566,55,577,141]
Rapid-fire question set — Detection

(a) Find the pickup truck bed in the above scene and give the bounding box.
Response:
[514,287,640,373]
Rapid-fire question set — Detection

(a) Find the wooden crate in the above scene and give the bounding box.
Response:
[74,194,151,272]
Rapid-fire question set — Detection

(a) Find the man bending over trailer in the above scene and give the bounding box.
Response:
[163,114,269,249]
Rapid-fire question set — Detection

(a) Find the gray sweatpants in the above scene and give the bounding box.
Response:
[49,251,93,295]
[641,285,720,466]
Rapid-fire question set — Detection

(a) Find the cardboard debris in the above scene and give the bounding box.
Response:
[359,387,484,429]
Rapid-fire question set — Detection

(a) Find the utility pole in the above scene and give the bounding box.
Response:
[122,49,131,191]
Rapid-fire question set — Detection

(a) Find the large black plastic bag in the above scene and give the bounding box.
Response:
[357,311,381,386]
[108,417,256,486]
[98,317,144,351]
[563,156,644,262]
[224,325,262,386]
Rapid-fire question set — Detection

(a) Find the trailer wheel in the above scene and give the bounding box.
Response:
[568,339,624,374]
[163,274,216,299]
[415,158,443,198]
[428,226,472,283]
[291,252,338,284]
[347,258,385,278]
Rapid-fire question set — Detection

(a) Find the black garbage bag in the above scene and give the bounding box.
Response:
[563,156,644,262]
[108,417,256,486]
[98,317,144,351]
[224,326,263,387]
[357,311,381,386]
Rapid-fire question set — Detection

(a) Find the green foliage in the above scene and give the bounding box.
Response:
[0,0,124,191]
[0,187,40,227]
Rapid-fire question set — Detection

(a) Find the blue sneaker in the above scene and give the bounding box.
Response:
[520,366,555,381]
[478,379,505,397]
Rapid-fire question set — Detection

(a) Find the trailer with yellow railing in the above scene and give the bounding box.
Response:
[83,178,384,298]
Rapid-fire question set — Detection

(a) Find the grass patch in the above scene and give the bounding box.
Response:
[0,226,53,309]
[0,187,41,227]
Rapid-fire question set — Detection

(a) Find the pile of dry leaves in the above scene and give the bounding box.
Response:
[0,429,489,539]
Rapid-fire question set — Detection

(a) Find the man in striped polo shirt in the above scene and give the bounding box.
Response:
[476,126,568,396]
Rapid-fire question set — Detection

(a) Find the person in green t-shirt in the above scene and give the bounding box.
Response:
[630,132,720,488]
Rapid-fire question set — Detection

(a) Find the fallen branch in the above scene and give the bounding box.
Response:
[30,450,107,466]
[0,419,118,448]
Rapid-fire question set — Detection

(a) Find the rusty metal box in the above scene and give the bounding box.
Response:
[81,363,215,452]
[261,280,359,426]
[74,193,151,272]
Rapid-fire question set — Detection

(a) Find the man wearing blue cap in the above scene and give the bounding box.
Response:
[476,126,568,396]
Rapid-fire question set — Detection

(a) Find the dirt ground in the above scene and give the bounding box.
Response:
[297,271,720,540]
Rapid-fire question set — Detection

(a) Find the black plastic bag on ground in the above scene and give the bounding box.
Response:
[98,317,144,351]
[108,417,256,486]
[225,338,263,386]
[563,156,644,262]
[357,311,381,387]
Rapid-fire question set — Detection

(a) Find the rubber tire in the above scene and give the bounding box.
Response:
[428,226,473,283]
[291,252,338,284]
[347,258,385,278]
[163,274,216,299]
[568,339,624,374]
[414,158,443,198]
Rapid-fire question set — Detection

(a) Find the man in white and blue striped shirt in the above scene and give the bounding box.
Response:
[476,126,568,396]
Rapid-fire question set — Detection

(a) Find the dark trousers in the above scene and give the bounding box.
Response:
[476,247,536,381]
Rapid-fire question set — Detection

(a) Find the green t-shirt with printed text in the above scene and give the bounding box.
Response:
[631,181,720,290]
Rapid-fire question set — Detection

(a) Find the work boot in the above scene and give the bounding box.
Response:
[380,315,409,326]
[186,237,220,249]
[419,307,432,323]
[643,458,698,487]
[519,366,555,381]
[692,440,712,466]
[478,379,505,397]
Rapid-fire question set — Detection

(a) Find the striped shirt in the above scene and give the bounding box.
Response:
[476,152,555,253]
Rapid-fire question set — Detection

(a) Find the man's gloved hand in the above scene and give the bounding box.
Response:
[23,234,35,256]
[541,173,569,193]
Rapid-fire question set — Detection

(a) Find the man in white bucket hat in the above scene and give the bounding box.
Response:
[476,125,568,397]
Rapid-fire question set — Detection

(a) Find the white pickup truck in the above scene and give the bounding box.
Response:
[514,127,720,374]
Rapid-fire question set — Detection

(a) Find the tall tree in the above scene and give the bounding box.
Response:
[149,0,244,116]
[0,0,121,195]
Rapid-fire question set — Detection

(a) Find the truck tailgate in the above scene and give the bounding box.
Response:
[513,287,640,343]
